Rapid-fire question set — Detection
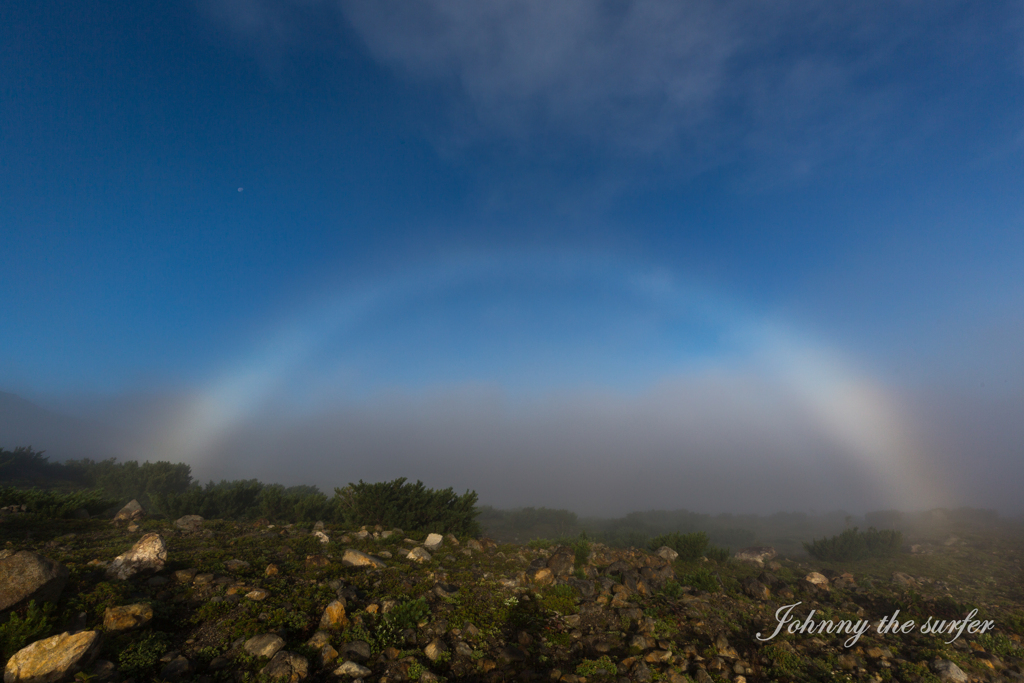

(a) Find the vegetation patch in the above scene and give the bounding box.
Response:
[803,526,902,561]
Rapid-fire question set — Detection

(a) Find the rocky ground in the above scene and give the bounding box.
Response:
[2,507,1023,683]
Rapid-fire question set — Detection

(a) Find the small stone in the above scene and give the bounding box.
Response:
[742,577,770,601]
[339,641,371,661]
[407,547,432,563]
[733,547,777,565]
[319,600,349,630]
[531,568,554,586]
[341,549,386,568]
[225,559,251,572]
[424,638,447,662]
[265,564,279,577]
[892,571,918,587]
[103,604,153,631]
[260,650,308,682]
[931,659,969,683]
[174,568,197,583]
[244,634,286,658]
[306,631,331,649]
[654,546,679,562]
[113,499,145,522]
[424,533,444,552]
[160,655,191,681]
[314,531,330,544]
[246,589,270,601]
[333,660,371,677]
[174,515,204,532]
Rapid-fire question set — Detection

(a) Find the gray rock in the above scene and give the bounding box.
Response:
[742,577,770,601]
[244,634,286,659]
[160,655,192,681]
[89,659,118,683]
[407,547,432,563]
[174,515,204,532]
[113,499,145,522]
[734,547,777,565]
[654,546,679,562]
[547,549,575,577]
[333,660,371,677]
[424,638,447,662]
[892,571,918,587]
[339,641,371,661]
[260,650,308,682]
[105,533,167,580]
[0,551,69,614]
[931,659,968,683]
[804,572,830,589]
[424,533,444,552]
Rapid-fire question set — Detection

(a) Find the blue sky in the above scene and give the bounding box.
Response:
[2,0,1022,514]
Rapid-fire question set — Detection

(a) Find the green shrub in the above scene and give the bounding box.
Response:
[116,631,170,677]
[538,585,579,615]
[648,532,710,561]
[0,487,113,519]
[0,600,55,662]
[681,567,719,593]
[803,527,902,561]
[334,478,480,535]
[374,597,431,648]
[658,580,685,600]
[704,546,731,563]
[576,655,618,679]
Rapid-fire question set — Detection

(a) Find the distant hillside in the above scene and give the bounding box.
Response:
[0,390,119,460]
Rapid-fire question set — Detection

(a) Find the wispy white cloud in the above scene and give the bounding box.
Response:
[202,0,1015,175]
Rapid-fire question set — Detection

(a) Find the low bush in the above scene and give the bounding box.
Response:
[803,527,902,561]
[0,600,55,662]
[0,487,113,519]
[334,478,480,536]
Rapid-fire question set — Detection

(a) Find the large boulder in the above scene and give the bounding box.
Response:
[106,533,167,580]
[3,631,100,683]
[0,552,69,615]
[113,500,144,523]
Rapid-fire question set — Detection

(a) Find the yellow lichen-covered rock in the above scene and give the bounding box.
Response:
[103,603,153,631]
[3,631,100,683]
[319,600,349,630]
